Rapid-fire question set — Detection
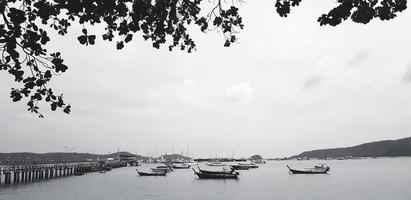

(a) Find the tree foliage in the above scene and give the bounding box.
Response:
[0,0,243,117]
[275,0,407,26]
[0,0,407,117]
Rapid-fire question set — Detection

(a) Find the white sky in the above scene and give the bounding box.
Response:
[1,1,411,158]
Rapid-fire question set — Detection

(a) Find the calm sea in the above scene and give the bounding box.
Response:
[1,158,411,200]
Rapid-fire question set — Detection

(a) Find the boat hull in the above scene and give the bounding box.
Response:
[229,165,250,170]
[193,171,238,179]
[198,167,239,175]
[195,172,238,179]
[151,167,173,173]
[172,164,191,169]
[137,169,166,176]
[287,165,330,174]
[207,162,226,167]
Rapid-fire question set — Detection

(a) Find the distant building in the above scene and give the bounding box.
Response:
[118,154,137,162]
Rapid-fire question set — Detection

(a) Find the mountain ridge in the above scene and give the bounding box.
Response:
[0,151,146,162]
[290,136,411,159]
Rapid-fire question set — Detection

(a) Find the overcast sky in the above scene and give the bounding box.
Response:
[1,1,411,158]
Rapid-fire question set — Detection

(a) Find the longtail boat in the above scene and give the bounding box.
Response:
[287,165,330,174]
[229,164,250,170]
[238,162,258,168]
[192,168,238,179]
[151,165,173,173]
[172,163,191,169]
[136,169,167,176]
[197,167,239,175]
[207,162,226,167]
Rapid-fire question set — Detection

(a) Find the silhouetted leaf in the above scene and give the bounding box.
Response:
[51,102,57,111]
[10,90,22,102]
[24,81,36,89]
[116,41,124,49]
[124,34,133,43]
[63,105,71,114]
[77,35,87,45]
[88,35,96,45]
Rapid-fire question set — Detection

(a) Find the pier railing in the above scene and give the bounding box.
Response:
[0,161,127,186]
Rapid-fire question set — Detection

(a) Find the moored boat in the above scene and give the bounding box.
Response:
[207,162,226,167]
[151,165,173,173]
[197,167,239,175]
[253,160,266,164]
[185,161,198,166]
[75,171,85,176]
[314,164,329,170]
[238,162,258,168]
[193,168,238,179]
[229,164,250,170]
[287,165,330,174]
[172,163,191,169]
[137,169,167,176]
[101,166,112,171]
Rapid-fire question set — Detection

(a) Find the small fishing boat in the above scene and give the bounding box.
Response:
[75,172,85,176]
[314,164,328,170]
[253,160,266,164]
[197,167,239,175]
[136,169,167,176]
[151,165,173,173]
[193,168,238,179]
[238,162,259,168]
[102,166,112,171]
[207,162,226,167]
[185,161,198,166]
[172,163,191,169]
[287,165,330,174]
[229,164,250,170]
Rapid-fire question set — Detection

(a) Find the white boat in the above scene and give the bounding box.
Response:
[238,162,258,168]
[207,162,226,167]
[314,164,329,170]
[253,160,266,164]
[185,161,198,166]
[151,165,173,173]
[172,163,191,169]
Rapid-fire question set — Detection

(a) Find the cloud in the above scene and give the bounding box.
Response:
[148,91,160,98]
[303,75,323,89]
[225,82,254,103]
[173,79,207,106]
[347,51,368,66]
[403,63,411,82]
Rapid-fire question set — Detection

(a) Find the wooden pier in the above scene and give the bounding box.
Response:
[0,161,126,186]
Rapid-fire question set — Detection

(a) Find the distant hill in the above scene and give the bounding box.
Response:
[250,155,263,160]
[0,151,147,163]
[290,136,411,159]
[159,154,191,160]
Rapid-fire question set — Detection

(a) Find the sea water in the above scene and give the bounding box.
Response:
[1,158,410,200]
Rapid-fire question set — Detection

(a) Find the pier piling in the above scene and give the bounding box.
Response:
[1,160,126,186]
